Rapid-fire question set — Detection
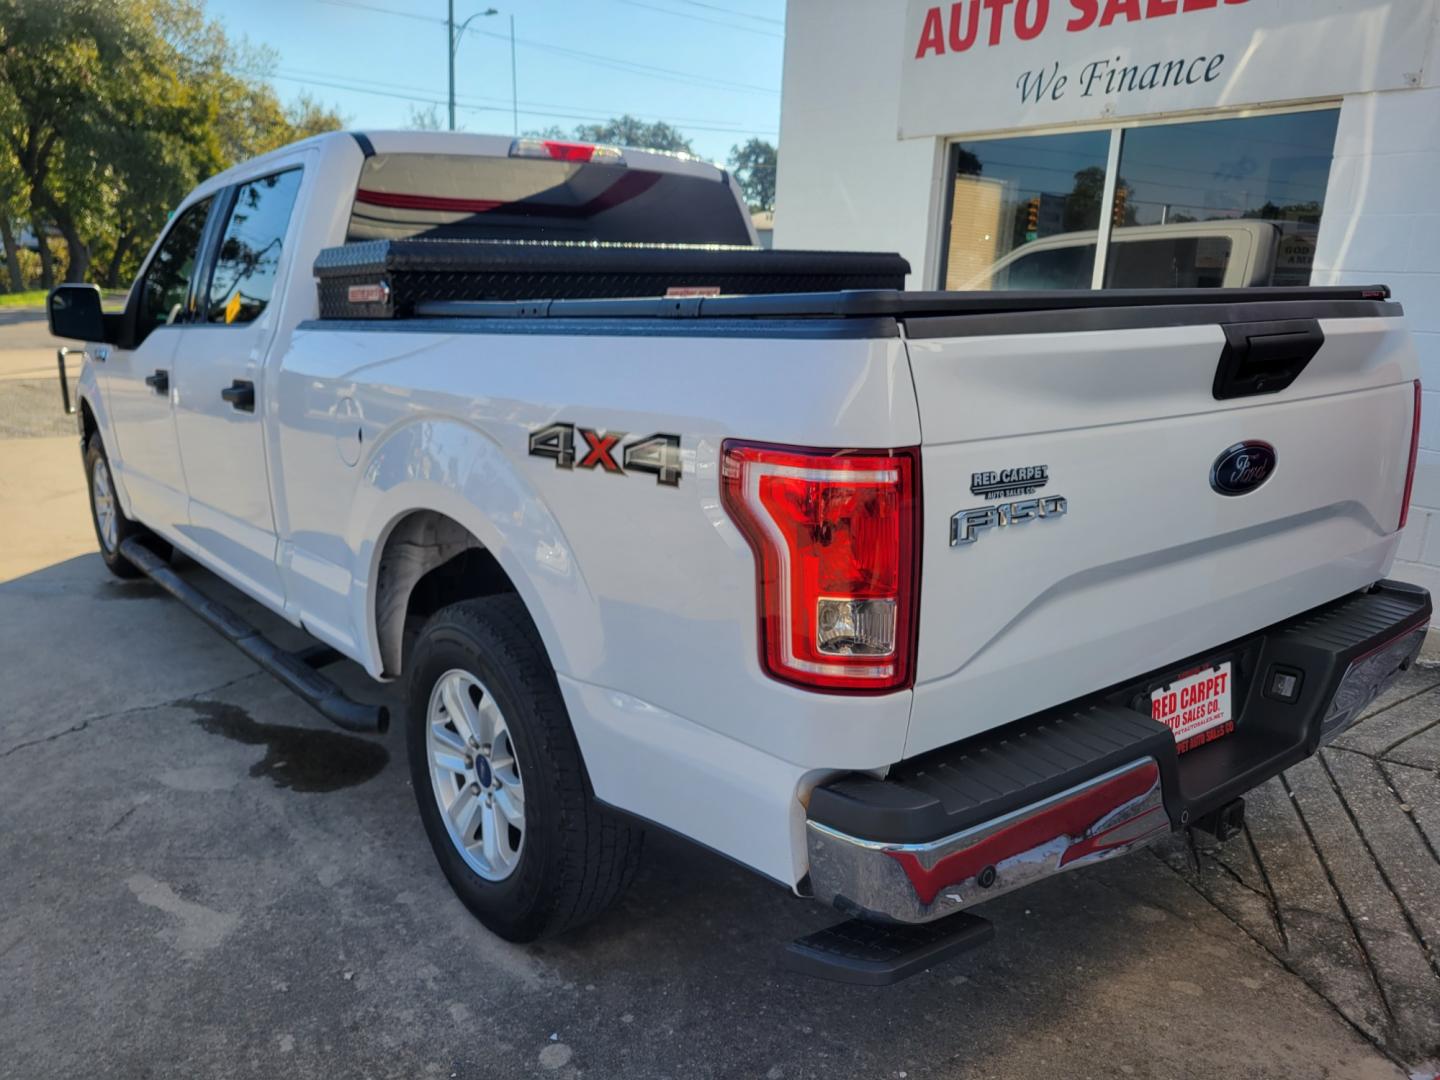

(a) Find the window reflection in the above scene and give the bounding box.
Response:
[943,131,1111,291]
[940,110,1340,292]
[207,169,303,325]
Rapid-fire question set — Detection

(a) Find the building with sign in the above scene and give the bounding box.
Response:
[775,0,1440,609]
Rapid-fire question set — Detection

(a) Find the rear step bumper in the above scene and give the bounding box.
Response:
[806,580,1430,925]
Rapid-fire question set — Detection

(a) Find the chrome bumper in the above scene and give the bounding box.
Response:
[807,620,1427,926]
[1319,625,1426,744]
[807,758,1168,924]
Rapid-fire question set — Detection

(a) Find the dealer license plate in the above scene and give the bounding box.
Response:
[1151,662,1235,754]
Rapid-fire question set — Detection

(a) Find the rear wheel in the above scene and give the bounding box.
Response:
[406,594,643,941]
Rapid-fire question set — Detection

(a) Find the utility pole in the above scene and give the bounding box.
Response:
[447,0,456,131]
[510,14,518,136]
[447,3,501,133]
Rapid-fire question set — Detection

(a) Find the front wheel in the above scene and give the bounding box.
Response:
[406,594,643,941]
[84,439,143,579]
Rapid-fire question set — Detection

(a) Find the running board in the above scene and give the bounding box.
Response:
[119,538,389,734]
[781,911,993,986]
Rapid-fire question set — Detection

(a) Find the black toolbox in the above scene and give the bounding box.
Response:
[313,238,911,319]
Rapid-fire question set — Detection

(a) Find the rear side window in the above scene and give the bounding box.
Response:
[991,244,1096,291]
[347,152,751,245]
[141,197,213,331]
[207,168,303,325]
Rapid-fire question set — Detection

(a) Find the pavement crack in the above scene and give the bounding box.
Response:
[1379,712,1440,760]
[1379,761,1440,871]
[1280,769,1401,1030]
[1155,853,1409,1076]
[1318,752,1440,986]
[1243,820,1290,952]
[0,672,262,760]
[0,717,94,758]
[1357,679,1440,729]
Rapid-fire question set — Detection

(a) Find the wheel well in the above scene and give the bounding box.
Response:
[79,398,98,449]
[374,510,516,677]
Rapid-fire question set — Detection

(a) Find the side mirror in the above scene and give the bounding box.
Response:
[48,284,109,343]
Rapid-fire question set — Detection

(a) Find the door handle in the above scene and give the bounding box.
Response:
[144,369,169,394]
[221,379,255,413]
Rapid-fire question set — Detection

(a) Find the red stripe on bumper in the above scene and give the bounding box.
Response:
[883,761,1162,906]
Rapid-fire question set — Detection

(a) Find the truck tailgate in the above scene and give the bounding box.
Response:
[903,308,1419,759]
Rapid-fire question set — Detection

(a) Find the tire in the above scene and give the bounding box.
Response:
[84,438,144,579]
[406,594,643,941]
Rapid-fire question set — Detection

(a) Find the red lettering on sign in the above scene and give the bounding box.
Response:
[1099,0,1141,26]
[950,1,982,50]
[1067,0,1098,30]
[1016,0,1049,40]
[916,6,946,57]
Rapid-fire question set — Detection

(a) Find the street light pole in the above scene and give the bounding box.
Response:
[446,4,500,133]
[509,14,518,137]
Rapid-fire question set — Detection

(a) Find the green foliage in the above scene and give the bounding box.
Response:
[570,115,693,155]
[727,137,776,212]
[0,0,344,290]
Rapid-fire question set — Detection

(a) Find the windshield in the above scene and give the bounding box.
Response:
[347,152,752,246]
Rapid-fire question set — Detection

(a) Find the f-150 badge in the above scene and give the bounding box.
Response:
[951,494,1068,547]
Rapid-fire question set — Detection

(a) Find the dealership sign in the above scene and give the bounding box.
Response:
[899,0,1434,137]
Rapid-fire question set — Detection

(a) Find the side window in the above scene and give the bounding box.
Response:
[141,197,213,332]
[206,169,303,325]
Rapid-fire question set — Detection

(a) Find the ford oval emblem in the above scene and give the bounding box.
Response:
[1211,441,1277,496]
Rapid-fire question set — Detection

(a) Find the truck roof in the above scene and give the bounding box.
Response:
[197,129,731,195]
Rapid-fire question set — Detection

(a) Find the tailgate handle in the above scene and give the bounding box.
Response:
[1213,319,1324,400]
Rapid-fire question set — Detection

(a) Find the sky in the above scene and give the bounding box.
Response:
[202,0,787,166]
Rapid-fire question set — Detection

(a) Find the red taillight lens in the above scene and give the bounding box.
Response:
[1400,379,1422,531]
[508,138,624,164]
[720,441,921,693]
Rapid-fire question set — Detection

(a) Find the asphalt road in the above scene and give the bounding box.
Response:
[2,310,1438,1079]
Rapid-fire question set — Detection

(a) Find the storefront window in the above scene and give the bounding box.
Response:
[940,109,1341,292]
[1104,110,1340,289]
[941,131,1111,291]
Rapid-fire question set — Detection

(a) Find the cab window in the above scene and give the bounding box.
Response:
[140,197,213,333]
[206,169,303,325]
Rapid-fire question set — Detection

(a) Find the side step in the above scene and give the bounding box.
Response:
[119,538,389,734]
[782,912,993,986]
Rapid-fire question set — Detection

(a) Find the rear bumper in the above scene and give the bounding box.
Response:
[806,580,1430,924]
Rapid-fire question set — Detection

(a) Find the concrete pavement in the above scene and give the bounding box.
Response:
[1,308,1437,1079]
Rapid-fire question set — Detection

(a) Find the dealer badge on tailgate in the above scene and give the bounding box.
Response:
[1151,662,1235,753]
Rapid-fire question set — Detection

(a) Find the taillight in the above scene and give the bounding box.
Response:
[720,441,921,693]
[1400,379,1422,531]
[508,138,624,164]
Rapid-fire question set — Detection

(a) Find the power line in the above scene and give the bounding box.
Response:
[274,62,775,129]
[608,0,782,38]
[253,66,778,136]
[313,0,779,95]
[662,0,784,24]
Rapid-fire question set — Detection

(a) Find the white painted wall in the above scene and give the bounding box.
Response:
[1312,21,1440,608]
[774,0,941,285]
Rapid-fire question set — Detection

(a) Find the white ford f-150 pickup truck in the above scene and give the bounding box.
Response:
[49,130,1430,983]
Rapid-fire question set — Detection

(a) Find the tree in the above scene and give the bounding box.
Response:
[727,138,776,212]
[407,104,443,131]
[0,0,342,286]
[571,115,692,155]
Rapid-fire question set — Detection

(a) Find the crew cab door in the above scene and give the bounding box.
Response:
[102,195,215,531]
[172,167,304,610]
